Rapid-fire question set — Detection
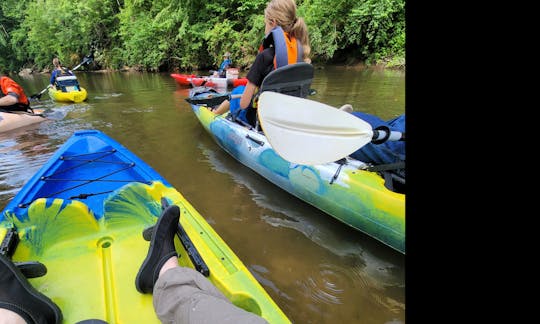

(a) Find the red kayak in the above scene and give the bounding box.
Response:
[171,74,248,88]
[170,73,197,86]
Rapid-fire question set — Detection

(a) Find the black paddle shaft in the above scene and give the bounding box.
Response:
[185,94,230,107]
[371,126,405,144]
[185,93,243,107]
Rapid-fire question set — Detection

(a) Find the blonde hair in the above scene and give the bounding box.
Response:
[264,0,311,62]
[52,58,61,68]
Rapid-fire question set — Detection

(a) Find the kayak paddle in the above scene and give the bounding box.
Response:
[185,93,242,106]
[257,91,404,165]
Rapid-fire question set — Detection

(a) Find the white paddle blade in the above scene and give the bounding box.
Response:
[258,92,373,165]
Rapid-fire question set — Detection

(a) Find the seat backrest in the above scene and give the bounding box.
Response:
[232,62,314,130]
[259,62,314,98]
[55,75,80,92]
[56,75,77,82]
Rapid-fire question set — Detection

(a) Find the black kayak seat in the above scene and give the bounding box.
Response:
[237,62,314,129]
[259,62,314,98]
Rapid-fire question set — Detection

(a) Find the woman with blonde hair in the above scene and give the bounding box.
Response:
[212,0,311,126]
[50,58,74,86]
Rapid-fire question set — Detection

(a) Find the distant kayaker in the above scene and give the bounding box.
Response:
[217,52,232,77]
[0,204,269,324]
[50,58,80,92]
[211,0,311,127]
[210,52,232,78]
[0,75,32,112]
[50,58,73,85]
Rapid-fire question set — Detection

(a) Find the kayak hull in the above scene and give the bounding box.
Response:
[0,110,46,133]
[170,73,196,86]
[48,87,88,103]
[0,129,289,323]
[189,90,405,254]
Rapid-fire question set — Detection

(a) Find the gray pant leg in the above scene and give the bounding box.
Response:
[153,267,269,324]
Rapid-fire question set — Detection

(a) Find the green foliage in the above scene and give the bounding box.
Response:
[5,0,120,70]
[298,0,350,60]
[117,0,187,70]
[299,0,405,64]
[346,0,405,64]
[0,0,29,71]
[0,0,405,71]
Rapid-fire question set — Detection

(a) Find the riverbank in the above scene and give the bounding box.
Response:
[18,59,404,77]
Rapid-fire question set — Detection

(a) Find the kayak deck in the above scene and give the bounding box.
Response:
[1,130,289,323]
[4,182,275,322]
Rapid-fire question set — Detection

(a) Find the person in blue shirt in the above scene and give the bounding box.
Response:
[49,58,81,92]
[217,52,232,77]
[50,58,74,86]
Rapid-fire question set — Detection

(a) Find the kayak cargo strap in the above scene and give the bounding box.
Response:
[0,225,48,278]
[0,226,19,258]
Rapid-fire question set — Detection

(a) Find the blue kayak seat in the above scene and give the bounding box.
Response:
[55,75,81,92]
[236,62,314,131]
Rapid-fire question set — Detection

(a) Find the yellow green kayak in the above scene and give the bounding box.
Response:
[0,129,289,323]
[188,88,405,253]
[48,86,88,103]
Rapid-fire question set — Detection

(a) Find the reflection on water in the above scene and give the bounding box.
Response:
[3,67,405,323]
[197,125,405,323]
[0,128,57,204]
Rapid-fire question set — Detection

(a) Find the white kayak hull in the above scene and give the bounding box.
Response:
[0,111,47,133]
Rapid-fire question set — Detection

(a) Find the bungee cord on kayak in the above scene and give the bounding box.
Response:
[16,150,151,208]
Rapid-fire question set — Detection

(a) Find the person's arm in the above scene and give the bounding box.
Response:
[239,49,272,109]
[240,82,257,109]
[50,70,56,85]
[0,93,19,106]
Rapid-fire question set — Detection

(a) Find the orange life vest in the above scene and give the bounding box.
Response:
[0,76,30,111]
[259,26,304,69]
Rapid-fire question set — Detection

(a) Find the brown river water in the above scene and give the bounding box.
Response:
[1,66,405,323]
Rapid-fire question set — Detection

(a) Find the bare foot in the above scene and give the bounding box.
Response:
[159,256,179,277]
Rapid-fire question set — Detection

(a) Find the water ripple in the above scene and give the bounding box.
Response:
[0,131,56,206]
[299,263,348,306]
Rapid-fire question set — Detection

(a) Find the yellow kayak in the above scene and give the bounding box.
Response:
[48,86,88,103]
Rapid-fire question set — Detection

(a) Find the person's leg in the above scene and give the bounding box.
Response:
[135,205,180,294]
[0,255,62,324]
[135,204,268,323]
[153,266,268,324]
[212,85,246,116]
[0,308,27,324]
[212,99,230,115]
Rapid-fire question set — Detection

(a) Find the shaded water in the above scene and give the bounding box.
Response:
[1,66,405,323]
